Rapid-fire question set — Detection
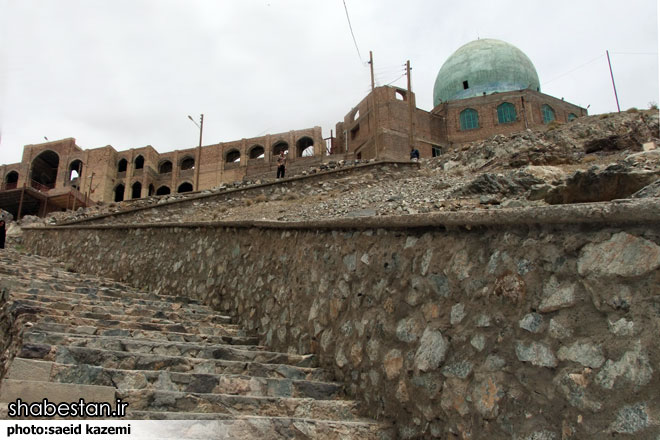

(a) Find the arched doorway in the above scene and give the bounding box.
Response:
[249,145,265,159]
[114,184,125,202]
[272,141,289,156]
[68,160,83,189]
[296,137,314,157]
[156,186,171,196]
[131,182,142,199]
[180,156,195,170]
[5,171,19,190]
[225,150,241,163]
[30,150,60,190]
[159,160,173,174]
[177,182,193,193]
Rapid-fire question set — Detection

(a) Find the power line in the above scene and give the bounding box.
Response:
[342,0,364,64]
[610,52,658,55]
[542,54,605,86]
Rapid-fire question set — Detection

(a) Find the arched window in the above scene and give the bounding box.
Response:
[156,186,171,196]
[131,182,142,199]
[542,104,556,124]
[117,158,128,173]
[134,155,144,169]
[296,137,314,157]
[459,108,479,131]
[497,102,517,124]
[159,160,173,174]
[272,141,288,156]
[114,184,125,202]
[180,156,195,170]
[177,182,193,193]
[225,150,241,163]
[31,150,60,189]
[249,145,265,159]
[69,160,83,181]
[568,113,578,122]
[5,171,18,189]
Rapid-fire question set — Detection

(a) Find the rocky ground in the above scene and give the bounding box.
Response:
[3,109,659,231]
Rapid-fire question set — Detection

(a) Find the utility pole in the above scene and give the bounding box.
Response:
[406,60,415,149]
[606,50,621,113]
[369,51,375,91]
[188,114,204,190]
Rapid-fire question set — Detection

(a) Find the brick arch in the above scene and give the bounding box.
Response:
[177,181,193,193]
[272,141,288,157]
[225,149,241,163]
[31,150,60,189]
[249,145,265,159]
[296,136,315,157]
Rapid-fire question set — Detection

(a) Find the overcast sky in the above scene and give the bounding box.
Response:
[1,0,658,165]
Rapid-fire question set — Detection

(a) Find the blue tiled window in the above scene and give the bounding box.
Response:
[460,108,479,130]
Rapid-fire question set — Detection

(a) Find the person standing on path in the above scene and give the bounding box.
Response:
[276,151,287,179]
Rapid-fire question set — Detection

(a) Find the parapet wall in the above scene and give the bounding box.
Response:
[22,201,660,439]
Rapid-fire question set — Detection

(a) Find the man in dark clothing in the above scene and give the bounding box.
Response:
[276,151,286,179]
[0,220,5,249]
[410,147,420,161]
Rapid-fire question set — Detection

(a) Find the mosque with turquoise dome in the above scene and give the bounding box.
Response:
[334,38,587,160]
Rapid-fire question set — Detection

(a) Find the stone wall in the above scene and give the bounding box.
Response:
[21,202,660,439]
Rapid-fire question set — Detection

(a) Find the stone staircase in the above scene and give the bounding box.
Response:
[0,250,393,439]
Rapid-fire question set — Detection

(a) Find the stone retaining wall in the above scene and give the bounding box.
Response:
[21,202,660,439]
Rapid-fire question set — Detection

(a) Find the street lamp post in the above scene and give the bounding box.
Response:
[187,114,204,190]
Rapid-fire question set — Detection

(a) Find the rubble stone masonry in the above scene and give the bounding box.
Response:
[21,201,660,438]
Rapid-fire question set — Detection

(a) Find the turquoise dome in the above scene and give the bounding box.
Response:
[433,39,540,106]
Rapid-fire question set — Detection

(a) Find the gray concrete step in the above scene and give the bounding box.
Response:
[23,330,271,358]
[30,322,256,345]
[9,290,227,320]
[7,359,343,399]
[19,342,318,369]
[9,297,233,326]
[118,388,361,420]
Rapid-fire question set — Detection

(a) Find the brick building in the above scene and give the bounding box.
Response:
[1,38,585,217]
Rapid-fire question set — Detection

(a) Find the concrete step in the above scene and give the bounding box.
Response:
[19,313,240,337]
[17,345,326,380]
[0,275,202,305]
[8,297,233,325]
[8,287,212,315]
[7,300,230,330]
[19,342,318,369]
[0,379,118,412]
[23,331,271,358]
[31,322,255,345]
[118,388,361,421]
[7,359,343,399]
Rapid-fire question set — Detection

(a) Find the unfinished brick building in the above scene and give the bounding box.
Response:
[1,38,585,217]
